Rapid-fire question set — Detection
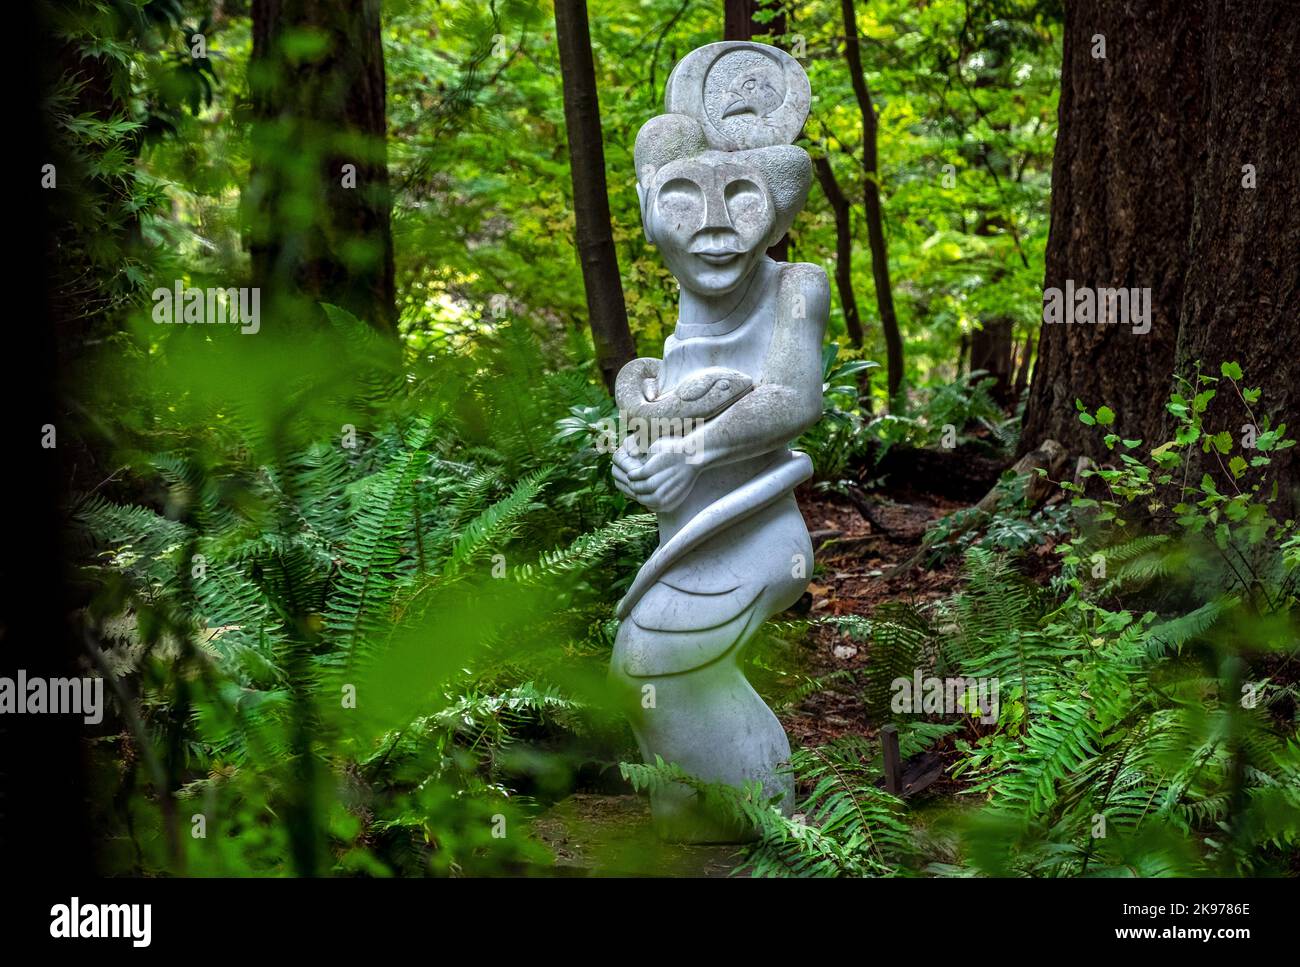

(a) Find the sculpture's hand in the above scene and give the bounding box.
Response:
[613,438,699,513]
[611,442,644,502]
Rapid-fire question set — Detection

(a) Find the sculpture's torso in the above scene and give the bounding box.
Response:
[656,258,784,539]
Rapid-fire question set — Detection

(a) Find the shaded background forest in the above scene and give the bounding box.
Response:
[6,0,1299,877]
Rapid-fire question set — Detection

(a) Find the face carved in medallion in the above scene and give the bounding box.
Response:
[719,60,786,120]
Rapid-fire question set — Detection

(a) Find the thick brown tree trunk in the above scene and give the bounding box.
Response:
[247,0,396,333]
[1021,0,1298,509]
[1173,1,1299,502]
[840,0,903,407]
[1019,0,1203,455]
[724,0,787,51]
[554,0,636,393]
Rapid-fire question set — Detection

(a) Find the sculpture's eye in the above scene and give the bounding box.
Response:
[724,178,768,235]
[744,79,756,91]
[656,178,705,227]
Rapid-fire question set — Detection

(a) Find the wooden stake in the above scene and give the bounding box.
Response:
[882,724,902,795]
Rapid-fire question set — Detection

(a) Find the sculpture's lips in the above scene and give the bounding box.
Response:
[692,249,742,265]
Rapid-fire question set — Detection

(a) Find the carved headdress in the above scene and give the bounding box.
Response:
[634,42,813,250]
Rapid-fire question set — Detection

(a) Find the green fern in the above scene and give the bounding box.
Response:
[512,513,655,584]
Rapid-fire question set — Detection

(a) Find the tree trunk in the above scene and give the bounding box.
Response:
[1173,0,1299,502]
[1012,333,1034,400]
[1019,0,1202,455]
[247,0,396,333]
[812,156,865,348]
[725,0,790,262]
[1020,0,1298,510]
[555,0,636,393]
[970,317,1014,403]
[840,0,904,407]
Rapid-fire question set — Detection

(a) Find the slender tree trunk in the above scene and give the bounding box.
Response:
[1012,334,1034,400]
[555,0,636,393]
[247,0,396,333]
[812,156,864,348]
[970,318,1014,403]
[840,0,903,406]
[1019,0,1202,455]
[725,0,790,261]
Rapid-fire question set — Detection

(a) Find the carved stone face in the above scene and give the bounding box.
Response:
[647,153,775,296]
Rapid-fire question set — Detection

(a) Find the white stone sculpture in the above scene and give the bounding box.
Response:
[610,41,827,843]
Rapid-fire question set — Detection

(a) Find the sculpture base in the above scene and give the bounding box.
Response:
[614,649,795,844]
[649,771,795,845]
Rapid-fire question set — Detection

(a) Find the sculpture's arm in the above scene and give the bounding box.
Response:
[617,264,828,510]
[679,263,829,470]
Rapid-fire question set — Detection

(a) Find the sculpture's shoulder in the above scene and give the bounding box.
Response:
[776,261,830,321]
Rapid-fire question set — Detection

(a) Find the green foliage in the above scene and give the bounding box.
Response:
[922,469,1070,565]
[618,750,915,878]
[801,359,1018,480]
[798,344,879,478]
[57,0,1297,883]
[74,304,656,875]
[741,371,1299,878]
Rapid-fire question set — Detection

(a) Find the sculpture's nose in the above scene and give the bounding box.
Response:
[700,178,734,233]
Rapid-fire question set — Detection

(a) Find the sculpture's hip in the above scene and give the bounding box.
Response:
[610,477,808,841]
[614,488,810,678]
[616,449,812,621]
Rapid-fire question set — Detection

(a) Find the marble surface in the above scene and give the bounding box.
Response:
[609,42,828,842]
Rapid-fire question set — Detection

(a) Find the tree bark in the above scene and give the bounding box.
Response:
[1019,0,1203,455]
[555,0,636,393]
[1012,333,1034,400]
[840,0,904,406]
[1020,0,1298,510]
[1173,0,1299,502]
[247,0,396,333]
[813,155,865,348]
[970,317,1014,403]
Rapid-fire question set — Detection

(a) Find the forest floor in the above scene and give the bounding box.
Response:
[783,485,966,748]
[529,474,996,876]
